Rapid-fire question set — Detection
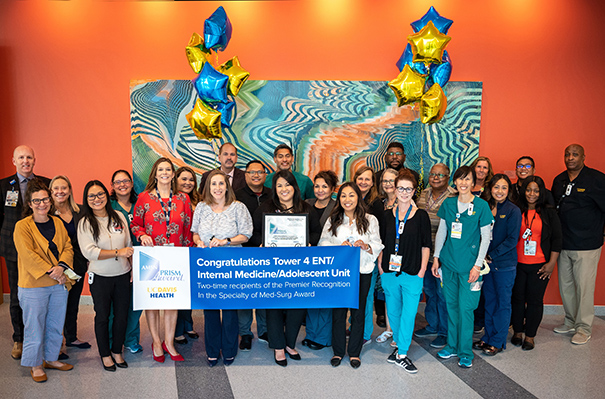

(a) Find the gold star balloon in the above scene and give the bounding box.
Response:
[185,32,211,74]
[408,20,451,65]
[420,83,447,124]
[219,56,250,96]
[186,99,222,140]
[388,64,426,106]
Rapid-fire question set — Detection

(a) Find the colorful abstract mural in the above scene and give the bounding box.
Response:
[130,79,482,193]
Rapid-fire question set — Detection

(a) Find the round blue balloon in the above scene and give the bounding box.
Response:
[427,51,452,87]
[204,6,233,52]
[193,62,229,103]
[214,99,236,128]
[411,6,453,34]
[395,44,428,75]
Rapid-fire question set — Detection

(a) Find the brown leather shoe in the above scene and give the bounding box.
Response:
[11,342,22,360]
[30,369,47,383]
[43,361,74,371]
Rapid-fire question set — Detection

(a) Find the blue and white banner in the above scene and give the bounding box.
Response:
[133,246,360,310]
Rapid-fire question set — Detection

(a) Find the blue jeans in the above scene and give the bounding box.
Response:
[19,284,68,367]
[423,262,448,336]
[204,309,239,359]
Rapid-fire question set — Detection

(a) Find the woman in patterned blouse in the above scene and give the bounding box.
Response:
[191,170,253,366]
[130,157,192,363]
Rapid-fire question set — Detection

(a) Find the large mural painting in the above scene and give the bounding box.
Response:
[130,79,482,193]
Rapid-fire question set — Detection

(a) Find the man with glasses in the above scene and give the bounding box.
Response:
[0,145,51,359]
[235,160,271,350]
[376,142,420,187]
[414,163,456,349]
[512,156,554,205]
[199,143,246,192]
[265,143,314,200]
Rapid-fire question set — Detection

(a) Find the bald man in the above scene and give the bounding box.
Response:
[0,145,51,359]
[552,144,605,345]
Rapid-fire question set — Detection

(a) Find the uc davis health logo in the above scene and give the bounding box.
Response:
[140,252,160,281]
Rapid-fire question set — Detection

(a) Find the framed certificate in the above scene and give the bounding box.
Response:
[263,213,309,247]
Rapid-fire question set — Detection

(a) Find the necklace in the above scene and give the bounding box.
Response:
[427,188,449,211]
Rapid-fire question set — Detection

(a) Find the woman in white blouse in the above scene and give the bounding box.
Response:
[319,182,384,369]
[191,170,253,367]
[78,180,133,372]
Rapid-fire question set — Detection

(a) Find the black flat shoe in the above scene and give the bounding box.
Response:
[66,341,91,349]
[186,331,199,339]
[330,356,342,367]
[274,351,287,367]
[511,335,523,347]
[58,352,69,360]
[306,340,325,351]
[350,358,361,369]
[482,345,502,356]
[174,337,188,345]
[522,340,535,351]
[472,340,487,350]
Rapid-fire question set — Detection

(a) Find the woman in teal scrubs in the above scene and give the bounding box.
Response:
[432,166,494,368]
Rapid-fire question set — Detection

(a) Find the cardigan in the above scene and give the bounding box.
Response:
[13,215,74,289]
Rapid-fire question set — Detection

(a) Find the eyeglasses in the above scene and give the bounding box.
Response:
[87,192,107,200]
[387,152,403,156]
[516,164,533,169]
[382,179,395,185]
[31,197,51,205]
[113,179,131,185]
[395,187,414,193]
[246,171,266,176]
[429,173,448,178]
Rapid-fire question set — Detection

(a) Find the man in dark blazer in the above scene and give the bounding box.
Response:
[199,142,246,193]
[0,145,51,360]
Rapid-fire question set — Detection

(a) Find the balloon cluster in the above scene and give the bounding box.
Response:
[389,7,453,124]
[185,6,250,140]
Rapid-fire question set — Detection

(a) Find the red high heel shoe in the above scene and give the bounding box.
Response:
[151,343,165,363]
[162,341,184,361]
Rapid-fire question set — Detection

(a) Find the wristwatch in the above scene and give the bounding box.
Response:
[226,237,231,245]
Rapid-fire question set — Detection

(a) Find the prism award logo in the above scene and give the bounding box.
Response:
[140,252,160,281]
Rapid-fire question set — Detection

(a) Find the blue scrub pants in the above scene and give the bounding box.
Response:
[482,267,516,349]
[305,308,332,346]
[381,272,423,356]
[423,262,448,336]
[441,267,482,360]
[363,264,378,340]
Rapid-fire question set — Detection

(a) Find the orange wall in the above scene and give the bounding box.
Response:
[1,0,604,304]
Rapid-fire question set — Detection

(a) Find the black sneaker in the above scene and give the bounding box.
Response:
[239,335,252,351]
[396,356,418,374]
[257,332,269,343]
[387,348,398,364]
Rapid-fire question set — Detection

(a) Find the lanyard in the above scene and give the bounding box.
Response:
[524,210,537,240]
[394,205,413,253]
[156,189,173,235]
[455,198,474,222]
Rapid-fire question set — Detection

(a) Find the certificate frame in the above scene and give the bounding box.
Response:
[262,213,309,247]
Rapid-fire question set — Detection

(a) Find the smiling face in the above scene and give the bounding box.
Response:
[381,171,397,197]
[385,146,405,169]
[112,172,133,198]
[339,186,358,214]
[12,146,36,177]
[155,161,174,186]
[491,178,509,204]
[355,170,374,197]
[30,190,51,218]
[474,160,489,181]
[87,185,107,213]
[209,174,227,203]
[51,178,71,206]
[177,171,195,194]
[455,173,474,195]
[314,178,332,202]
[275,177,295,205]
[428,164,449,191]
[274,148,293,171]
[245,162,266,189]
[525,181,540,207]
[516,158,534,181]
[395,178,415,204]
[564,145,585,172]
[219,144,238,171]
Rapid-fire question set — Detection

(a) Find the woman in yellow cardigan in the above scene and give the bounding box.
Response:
[13,179,75,383]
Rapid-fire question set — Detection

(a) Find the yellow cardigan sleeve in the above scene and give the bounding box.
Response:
[14,217,55,280]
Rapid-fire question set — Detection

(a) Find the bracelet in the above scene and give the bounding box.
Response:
[472,265,480,271]
[115,249,118,261]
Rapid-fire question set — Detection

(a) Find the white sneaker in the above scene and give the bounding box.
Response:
[376,331,393,343]
[571,332,591,345]
[554,324,576,334]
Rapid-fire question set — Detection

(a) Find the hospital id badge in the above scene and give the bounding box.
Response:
[5,191,18,207]
[470,280,483,292]
[451,222,462,239]
[389,254,402,272]
[524,240,537,256]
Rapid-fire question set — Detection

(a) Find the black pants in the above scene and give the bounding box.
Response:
[89,272,131,357]
[266,308,306,350]
[511,263,550,337]
[332,272,372,358]
[5,259,23,342]
[64,276,85,343]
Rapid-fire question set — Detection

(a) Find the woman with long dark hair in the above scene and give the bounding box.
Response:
[78,180,133,371]
[319,182,383,368]
[250,170,321,366]
[511,176,561,350]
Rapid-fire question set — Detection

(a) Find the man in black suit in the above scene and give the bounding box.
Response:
[0,145,51,359]
[199,142,246,193]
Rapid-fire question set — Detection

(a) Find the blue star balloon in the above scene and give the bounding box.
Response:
[214,98,236,128]
[395,43,428,75]
[411,6,453,34]
[193,62,229,103]
[204,6,233,51]
[427,50,452,88]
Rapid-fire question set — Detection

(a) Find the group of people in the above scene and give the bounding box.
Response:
[1,141,603,382]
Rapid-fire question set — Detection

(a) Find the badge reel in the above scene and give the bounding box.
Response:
[88,272,94,285]
[522,228,536,256]
[565,183,573,196]
[470,280,483,292]
[5,190,18,207]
